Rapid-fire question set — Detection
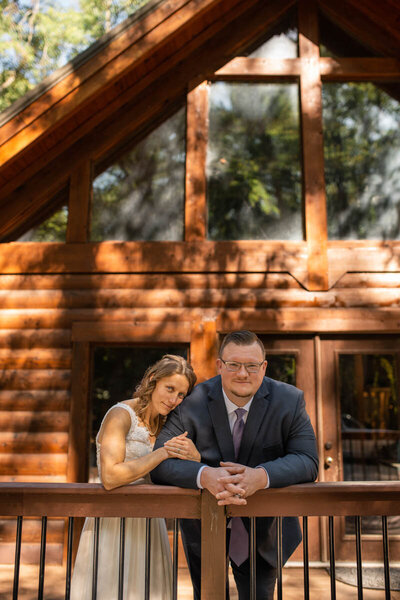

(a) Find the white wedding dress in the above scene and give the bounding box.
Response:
[70,402,172,599]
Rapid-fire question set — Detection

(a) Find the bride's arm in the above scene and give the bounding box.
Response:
[99,409,169,490]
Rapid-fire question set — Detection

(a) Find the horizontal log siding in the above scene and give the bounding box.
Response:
[0,271,400,481]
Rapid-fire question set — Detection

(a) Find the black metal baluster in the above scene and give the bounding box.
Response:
[250,517,256,600]
[92,517,100,600]
[13,516,23,600]
[38,516,47,600]
[382,516,391,600]
[65,517,74,600]
[276,517,283,600]
[118,517,125,600]
[355,516,363,600]
[172,519,178,600]
[302,517,309,600]
[328,516,336,600]
[144,518,151,600]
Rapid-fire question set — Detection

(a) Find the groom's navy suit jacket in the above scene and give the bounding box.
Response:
[151,375,318,567]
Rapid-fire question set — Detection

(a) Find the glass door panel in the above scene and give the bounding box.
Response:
[321,338,400,560]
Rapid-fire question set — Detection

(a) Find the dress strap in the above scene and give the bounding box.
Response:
[96,402,137,443]
[114,402,137,429]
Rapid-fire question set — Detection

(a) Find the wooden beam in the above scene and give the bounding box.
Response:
[298,0,329,291]
[72,321,191,343]
[218,307,400,333]
[190,318,218,382]
[185,83,209,241]
[214,57,302,79]
[0,240,308,282]
[320,57,400,81]
[66,160,93,243]
[67,342,90,483]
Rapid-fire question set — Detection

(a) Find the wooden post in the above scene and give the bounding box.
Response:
[298,0,329,291]
[190,318,218,383]
[185,82,209,241]
[67,342,91,482]
[66,160,92,243]
[201,490,226,600]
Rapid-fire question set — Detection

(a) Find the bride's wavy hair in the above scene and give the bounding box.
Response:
[133,354,196,435]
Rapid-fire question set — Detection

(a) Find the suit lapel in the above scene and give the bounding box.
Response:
[237,378,270,465]
[207,378,236,462]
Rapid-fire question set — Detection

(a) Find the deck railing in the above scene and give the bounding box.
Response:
[1,481,400,599]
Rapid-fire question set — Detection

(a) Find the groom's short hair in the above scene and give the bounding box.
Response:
[219,330,266,359]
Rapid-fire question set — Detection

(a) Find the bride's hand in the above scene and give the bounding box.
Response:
[164,432,201,462]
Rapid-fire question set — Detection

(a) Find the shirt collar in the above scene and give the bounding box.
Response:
[222,387,253,415]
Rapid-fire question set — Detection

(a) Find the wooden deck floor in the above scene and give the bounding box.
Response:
[0,565,399,599]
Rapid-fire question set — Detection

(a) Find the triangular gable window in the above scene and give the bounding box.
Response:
[91,108,186,241]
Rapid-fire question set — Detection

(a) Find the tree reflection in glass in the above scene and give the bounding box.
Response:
[207,83,302,240]
[323,82,400,240]
[91,108,185,241]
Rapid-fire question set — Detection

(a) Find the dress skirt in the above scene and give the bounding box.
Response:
[70,516,172,600]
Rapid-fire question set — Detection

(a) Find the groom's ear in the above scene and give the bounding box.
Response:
[216,358,223,374]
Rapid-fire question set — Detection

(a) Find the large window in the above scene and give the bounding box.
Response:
[91,109,186,241]
[207,83,302,240]
[323,83,400,240]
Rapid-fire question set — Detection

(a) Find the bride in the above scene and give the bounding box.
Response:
[70,354,199,599]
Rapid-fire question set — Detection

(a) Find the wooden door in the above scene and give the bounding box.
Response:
[260,336,321,562]
[320,337,400,561]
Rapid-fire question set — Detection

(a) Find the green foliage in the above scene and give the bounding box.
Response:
[91,109,186,241]
[20,205,68,241]
[207,82,302,240]
[0,0,151,113]
[322,82,400,239]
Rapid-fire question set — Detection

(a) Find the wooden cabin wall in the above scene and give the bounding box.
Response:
[1,267,400,562]
[1,268,400,485]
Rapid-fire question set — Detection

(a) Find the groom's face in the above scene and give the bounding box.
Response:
[217,341,267,407]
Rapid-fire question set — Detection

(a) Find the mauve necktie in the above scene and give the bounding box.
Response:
[228,408,249,566]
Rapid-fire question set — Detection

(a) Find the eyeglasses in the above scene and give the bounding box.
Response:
[220,359,264,373]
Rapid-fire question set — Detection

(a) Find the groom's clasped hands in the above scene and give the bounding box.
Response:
[200,461,268,506]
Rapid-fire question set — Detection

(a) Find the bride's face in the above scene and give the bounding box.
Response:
[150,373,190,417]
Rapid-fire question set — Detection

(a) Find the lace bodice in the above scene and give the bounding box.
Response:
[96,402,153,483]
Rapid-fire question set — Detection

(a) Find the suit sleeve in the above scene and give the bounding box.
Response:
[150,405,204,489]
[259,391,319,488]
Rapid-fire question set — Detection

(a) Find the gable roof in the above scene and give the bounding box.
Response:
[1,0,400,241]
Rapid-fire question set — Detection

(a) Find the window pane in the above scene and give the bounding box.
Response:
[17,205,68,242]
[91,109,185,241]
[266,354,296,386]
[323,83,400,240]
[207,83,302,240]
[338,353,400,534]
[242,10,298,59]
[90,345,188,481]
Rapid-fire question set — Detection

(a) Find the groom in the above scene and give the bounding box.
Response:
[151,330,318,599]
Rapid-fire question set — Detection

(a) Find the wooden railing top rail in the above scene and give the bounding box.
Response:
[0,481,400,518]
[0,483,201,518]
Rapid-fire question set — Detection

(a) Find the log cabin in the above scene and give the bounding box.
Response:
[0,0,399,566]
